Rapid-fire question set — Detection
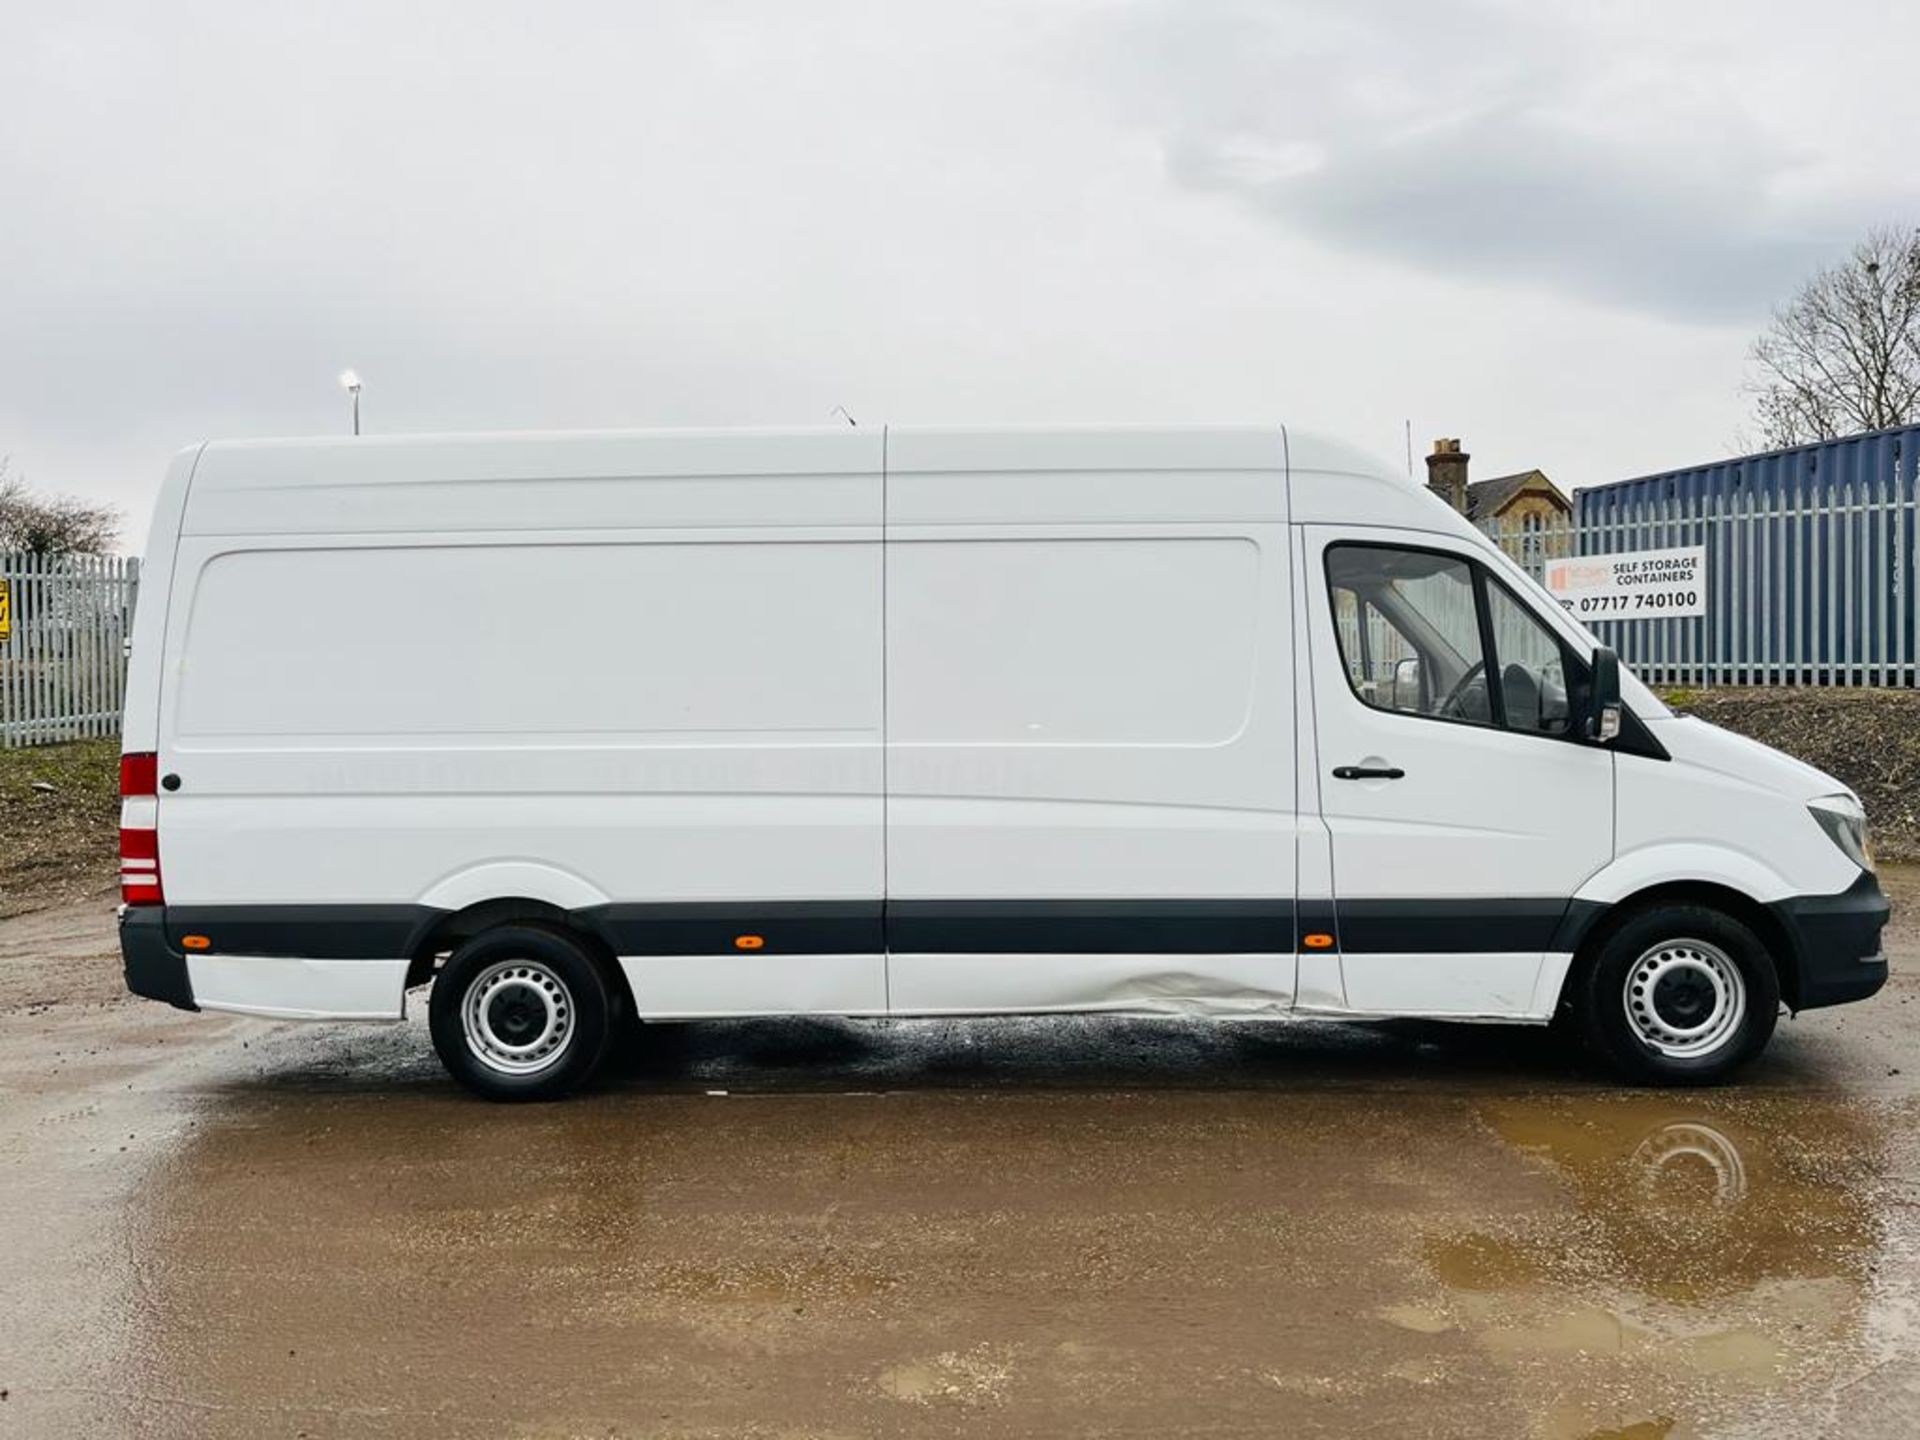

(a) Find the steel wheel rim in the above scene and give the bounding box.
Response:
[461,959,574,1076]
[1623,939,1746,1059]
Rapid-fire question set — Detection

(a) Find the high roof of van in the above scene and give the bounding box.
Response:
[167,425,1472,538]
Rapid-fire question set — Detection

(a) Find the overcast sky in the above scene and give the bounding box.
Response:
[4,0,1917,550]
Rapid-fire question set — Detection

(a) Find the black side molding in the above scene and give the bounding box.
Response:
[886,899,1294,954]
[163,905,441,960]
[1548,899,1610,958]
[575,900,883,957]
[1331,897,1580,954]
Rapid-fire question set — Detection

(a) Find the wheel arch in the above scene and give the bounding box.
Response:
[404,897,627,997]
[1556,880,1804,1011]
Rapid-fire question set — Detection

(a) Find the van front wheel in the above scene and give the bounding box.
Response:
[429,925,616,1101]
[1574,904,1780,1085]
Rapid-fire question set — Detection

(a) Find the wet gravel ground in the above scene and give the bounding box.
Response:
[2,878,1918,1438]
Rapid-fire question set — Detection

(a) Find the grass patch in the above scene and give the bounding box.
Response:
[0,737,120,919]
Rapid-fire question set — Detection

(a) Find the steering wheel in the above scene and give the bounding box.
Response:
[1437,659,1487,719]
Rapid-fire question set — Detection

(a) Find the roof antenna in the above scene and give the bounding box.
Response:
[831,405,859,427]
[1404,419,1413,477]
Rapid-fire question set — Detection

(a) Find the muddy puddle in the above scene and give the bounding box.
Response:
[68,1020,1914,1439]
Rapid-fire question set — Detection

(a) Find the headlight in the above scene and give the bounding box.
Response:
[1808,794,1874,872]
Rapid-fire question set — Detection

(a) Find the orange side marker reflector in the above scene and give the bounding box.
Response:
[734,934,765,951]
[1303,933,1335,950]
[180,934,212,951]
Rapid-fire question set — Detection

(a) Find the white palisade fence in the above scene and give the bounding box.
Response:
[0,553,140,748]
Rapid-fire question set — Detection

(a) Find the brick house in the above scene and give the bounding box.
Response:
[1424,438,1572,565]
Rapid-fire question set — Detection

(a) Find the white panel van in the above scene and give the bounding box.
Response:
[118,426,1888,1098]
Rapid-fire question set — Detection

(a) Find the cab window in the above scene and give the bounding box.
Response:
[1326,544,1576,736]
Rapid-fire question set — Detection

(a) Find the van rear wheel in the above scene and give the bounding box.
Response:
[429,925,616,1101]
[1574,903,1779,1085]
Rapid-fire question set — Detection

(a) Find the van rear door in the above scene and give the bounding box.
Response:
[1303,525,1612,1017]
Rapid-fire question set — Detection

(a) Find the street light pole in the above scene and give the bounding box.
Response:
[339,370,363,436]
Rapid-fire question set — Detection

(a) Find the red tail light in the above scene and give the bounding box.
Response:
[120,752,158,797]
[119,751,163,905]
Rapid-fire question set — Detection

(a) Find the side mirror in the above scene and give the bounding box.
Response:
[1587,646,1622,743]
[1391,656,1423,712]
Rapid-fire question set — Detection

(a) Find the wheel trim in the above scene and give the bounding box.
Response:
[461,960,575,1076]
[1623,939,1747,1059]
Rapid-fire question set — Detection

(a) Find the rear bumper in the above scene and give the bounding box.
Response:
[118,907,410,1019]
[1771,870,1890,1011]
[120,907,198,1011]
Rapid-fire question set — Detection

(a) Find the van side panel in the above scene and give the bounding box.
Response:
[883,428,1298,1015]
[172,541,875,745]
[156,432,887,1017]
[884,534,1280,896]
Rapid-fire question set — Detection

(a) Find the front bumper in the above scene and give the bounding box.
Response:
[120,907,198,1011]
[1771,869,1890,1011]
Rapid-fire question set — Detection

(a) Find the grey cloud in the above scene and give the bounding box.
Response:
[1178,111,1834,322]
[1083,0,1894,322]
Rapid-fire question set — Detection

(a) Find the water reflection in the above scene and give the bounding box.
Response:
[1629,1122,1747,1207]
[1449,1097,1878,1305]
[1421,1096,1888,1438]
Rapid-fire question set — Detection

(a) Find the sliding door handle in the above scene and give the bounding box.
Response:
[1332,765,1405,780]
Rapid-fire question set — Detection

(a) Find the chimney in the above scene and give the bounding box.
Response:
[1425,438,1470,514]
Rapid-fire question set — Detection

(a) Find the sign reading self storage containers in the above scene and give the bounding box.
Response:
[1544,546,1707,620]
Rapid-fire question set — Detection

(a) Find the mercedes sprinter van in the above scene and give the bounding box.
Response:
[118,426,1888,1098]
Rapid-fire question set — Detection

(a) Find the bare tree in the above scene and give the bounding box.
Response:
[0,458,121,555]
[1746,226,1920,449]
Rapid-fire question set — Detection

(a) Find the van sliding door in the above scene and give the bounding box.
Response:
[881,428,1299,1016]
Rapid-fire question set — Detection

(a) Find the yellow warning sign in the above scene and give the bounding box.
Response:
[0,577,10,643]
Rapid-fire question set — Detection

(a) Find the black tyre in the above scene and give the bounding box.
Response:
[428,924,617,1101]
[1574,903,1780,1085]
